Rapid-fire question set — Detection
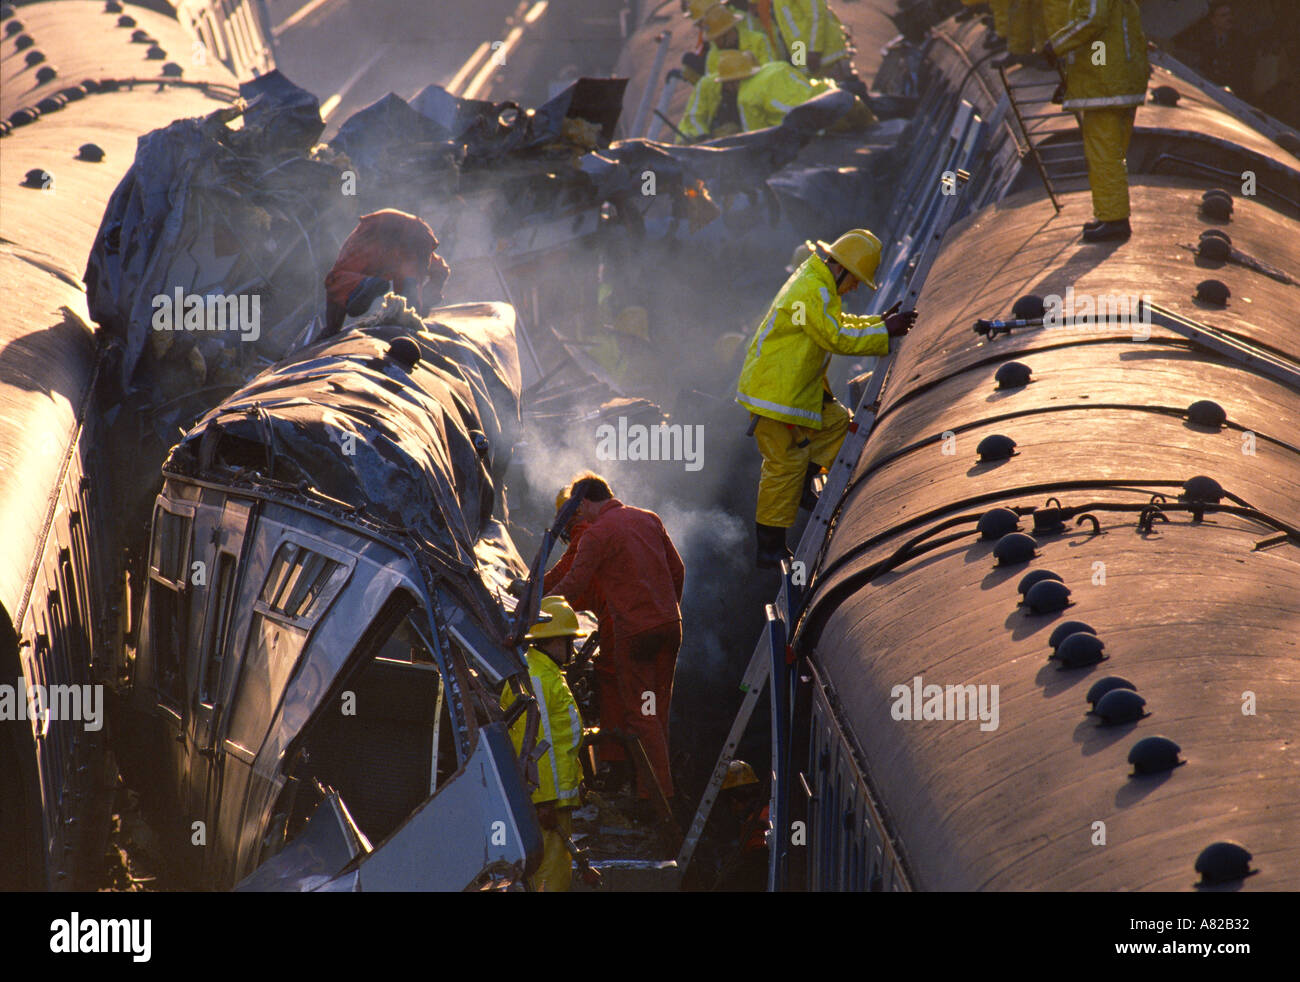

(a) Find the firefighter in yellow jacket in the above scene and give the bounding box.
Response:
[500,596,585,891]
[1042,0,1149,242]
[736,230,917,567]
[700,2,775,76]
[678,49,830,141]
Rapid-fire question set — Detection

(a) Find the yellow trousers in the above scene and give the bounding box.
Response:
[1080,107,1137,222]
[532,808,574,892]
[753,399,850,528]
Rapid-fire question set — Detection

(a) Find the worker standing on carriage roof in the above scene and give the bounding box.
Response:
[1040,0,1149,242]
[500,596,585,892]
[323,209,450,337]
[737,230,916,568]
[677,49,829,141]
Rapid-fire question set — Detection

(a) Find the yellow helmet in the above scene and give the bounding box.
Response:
[715,49,760,82]
[817,228,882,289]
[526,596,582,640]
[613,305,649,340]
[687,0,717,20]
[700,3,740,41]
[721,760,759,790]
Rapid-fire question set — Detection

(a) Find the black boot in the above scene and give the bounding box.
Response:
[1082,218,1131,242]
[756,523,792,569]
[1083,219,1104,231]
[800,463,822,511]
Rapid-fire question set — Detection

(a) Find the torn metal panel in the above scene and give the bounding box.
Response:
[233,791,371,892]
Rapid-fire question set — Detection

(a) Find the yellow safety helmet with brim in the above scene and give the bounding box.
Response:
[715,48,760,83]
[526,595,583,641]
[817,228,883,290]
[700,2,740,41]
[721,759,759,790]
[687,0,718,21]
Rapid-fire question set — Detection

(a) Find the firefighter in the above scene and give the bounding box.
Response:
[550,473,685,818]
[500,596,586,892]
[1041,0,1149,242]
[677,49,829,141]
[322,209,450,337]
[700,2,775,76]
[737,230,916,567]
[713,760,770,891]
[771,0,852,80]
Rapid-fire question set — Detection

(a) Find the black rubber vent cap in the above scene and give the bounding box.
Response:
[995,362,1031,389]
[1195,279,1230,305]
[130,29,151,42]
[1129,736,1183,775]
[3,18,20,35]
[24,48,44,66]
[1012,295,1045,320]
[1186,399,1226,428]
[1197,236,1230,261]
[977,434,1017,462]
[1051,620,1097,651]
[13,32,32,49]
[61,85,85,101]
[1200,194,1233,221]
[978,508,1019,540]
[993,532,1037,566]
[1025,579,1071,613]
[117,15,136,27]
[1195,842,1254,885]
[162,62,183,77]
[9,107,39,126]
[1085,675,1134,708]
[1182,475,1224,502]
[146,44,166,60]
[1018,569,1062,597]
[1199,228,1231,244]
[21,167,51,188]
[105,1,123,11]
[36,95,64,114]
[1093,688,1147,725]
[1053,632,1105,668]
[1150,84,1180,106]
[77,142,104,162]
[387,336,421,369]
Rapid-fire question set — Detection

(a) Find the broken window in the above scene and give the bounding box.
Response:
[147,504,193,706]
[259,542,343,621]
[286,594,461,846]
[198,553,237,706]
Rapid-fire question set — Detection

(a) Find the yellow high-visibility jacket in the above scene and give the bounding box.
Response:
[500,648,583,808]
[736,255,890,427]
[678,62,828,142]
[771,0,849,73]
[1007,0,1035,54]
[1040,0,1073,37]
[705,20,776,76]
[1048,0,1148,110]
[989,0,1011,38]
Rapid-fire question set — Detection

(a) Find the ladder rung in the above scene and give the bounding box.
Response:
[1018,111,1067,121]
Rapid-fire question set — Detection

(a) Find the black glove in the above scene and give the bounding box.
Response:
[1040,40,1057,69]
[885,309,918,338]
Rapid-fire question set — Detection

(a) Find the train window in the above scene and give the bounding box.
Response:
[198,554,237,706]
[225,612,308,756]
[150,506,192,589]
[148,582,187,709]
[259,543,344,622]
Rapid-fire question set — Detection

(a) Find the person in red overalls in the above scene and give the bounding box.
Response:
[323,209,451,337]
[550,472,685,817]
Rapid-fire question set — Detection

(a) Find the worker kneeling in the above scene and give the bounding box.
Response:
[737,229,917,568]
[678,49,831,142]
[501,597,586,892]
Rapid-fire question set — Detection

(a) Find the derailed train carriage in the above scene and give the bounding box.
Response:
[757,2,1300,891]
[116,301,552,890]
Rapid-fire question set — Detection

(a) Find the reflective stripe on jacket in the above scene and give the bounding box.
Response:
[501,648,583,807]
[736,255,890,428]
[1049,0,1149,110]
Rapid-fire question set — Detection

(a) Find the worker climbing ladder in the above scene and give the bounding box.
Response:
[996,64,1089,212]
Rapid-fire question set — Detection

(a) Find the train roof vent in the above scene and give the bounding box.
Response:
[117,14,136,28]
[13,32,31,48]
[387,336,421,369]
[993,531,1037,566]
[1092,688,1147,725]
[3,19,20,35]
[1181,475,1224,502]
[1201,189,1234,219]
[1195,279,1230,305]
[1050,620,1096,650]
[1197,236,1230,261]
[1150,85,1181,106]
[77,143,104,162]
[1018,569,1062,598]
[1129,736,1183,775]
[1025,579,1071,613]
[1085,675,1134,708]
[1012,295,1045,320]
[146,44,166,60]
[105,2,123,12]
[977,434,1017,462]
[1195,842,1255,885]
[1052,632,1105,668]
[130,29,152,42]
[978,507,1019,539]
[1186,399,1226,428]
[22,168,51,189]
[995,362,1032,389]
